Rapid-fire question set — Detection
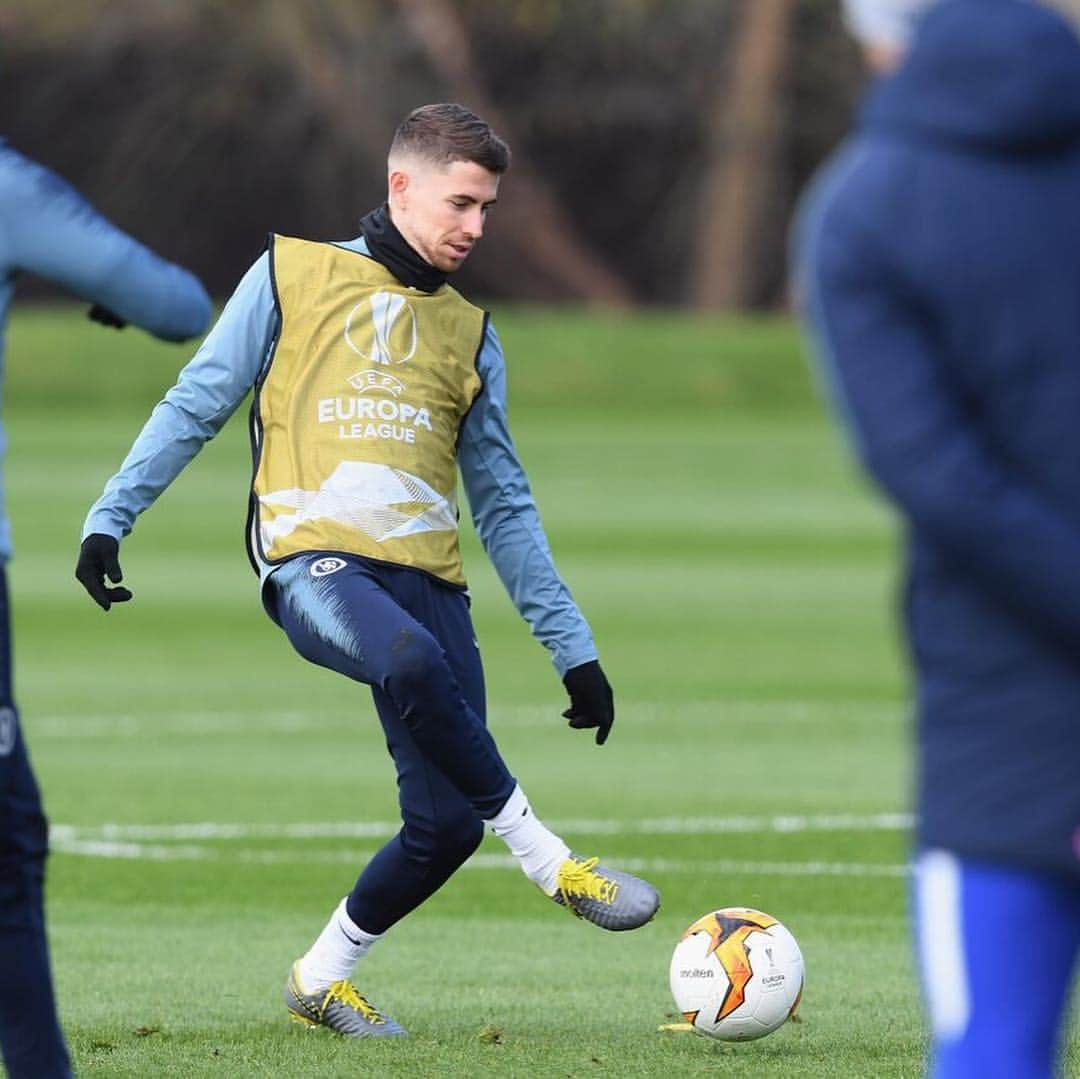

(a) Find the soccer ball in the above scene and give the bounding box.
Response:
[669,907,804,1041]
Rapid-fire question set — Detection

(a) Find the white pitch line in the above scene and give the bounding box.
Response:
[48,840,907,878]
[49,812,912,879]
[53,838,209,861]
[30,712,320,739]
[50,811,912,845]
[465,854,908,879]
[27,699,904,739]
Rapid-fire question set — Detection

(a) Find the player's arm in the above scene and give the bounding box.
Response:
[800,190,1080,651]
[76,253,276,609]
[459,321,614,745]
[0,145,211,341]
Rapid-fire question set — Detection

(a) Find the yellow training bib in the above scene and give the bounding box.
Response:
[249,235,486,587]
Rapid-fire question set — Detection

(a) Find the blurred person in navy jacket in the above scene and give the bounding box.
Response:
[0,140,210,1078]
[797,1,1080,1075]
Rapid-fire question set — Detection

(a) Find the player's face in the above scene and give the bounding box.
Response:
[389,159,500,273]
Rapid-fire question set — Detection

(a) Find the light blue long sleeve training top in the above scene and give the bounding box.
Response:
[0,139,211,560]
[83,236,597,676]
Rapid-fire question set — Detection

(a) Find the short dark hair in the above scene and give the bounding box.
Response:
[389,104,511,174]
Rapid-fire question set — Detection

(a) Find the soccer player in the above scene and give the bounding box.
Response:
[0,142,210,1077]
[797,1,1080,1075]
[75,103,660,1038]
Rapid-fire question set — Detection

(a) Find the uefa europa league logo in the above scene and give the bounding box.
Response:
[344,291,418,366]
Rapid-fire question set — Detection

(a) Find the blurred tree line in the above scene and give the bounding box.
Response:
[0,0,863,308]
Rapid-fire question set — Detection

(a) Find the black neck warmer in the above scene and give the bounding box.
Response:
[359,204,447,293]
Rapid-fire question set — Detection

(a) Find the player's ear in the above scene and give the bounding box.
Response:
[389,169,410,212]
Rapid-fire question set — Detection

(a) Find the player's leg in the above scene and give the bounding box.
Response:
[285,750,475,1038]
[915,850,1080,1079]
[287,571,504,1033]
[276,556,657,913]
[298,622,488,970]
[274,553,658,1019]
[345,723,484,934]
[276,557,495,1035]
[273,556,565,902]
[374,568,659,930]
[344,573,493,937]
[271,555,514,816]
[0,569,71,1078]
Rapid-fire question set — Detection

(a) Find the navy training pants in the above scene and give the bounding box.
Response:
[0,569,71,1078]
[270,554,517,934]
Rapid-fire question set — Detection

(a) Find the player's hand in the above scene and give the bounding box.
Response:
[562,661,614,746]
[87,304,127,330]
[75,534,133,611]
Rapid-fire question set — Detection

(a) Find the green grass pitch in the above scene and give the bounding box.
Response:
[4,305,1076,1076]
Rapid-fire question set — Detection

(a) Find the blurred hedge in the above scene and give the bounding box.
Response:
[5,303,816,415]
[0,0,862,308]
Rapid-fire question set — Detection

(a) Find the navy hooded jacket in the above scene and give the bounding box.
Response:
[797,0,1080,877]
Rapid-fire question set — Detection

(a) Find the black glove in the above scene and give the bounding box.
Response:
[87,304,127,330]
[562,660,614,746]
[75,534,132,611]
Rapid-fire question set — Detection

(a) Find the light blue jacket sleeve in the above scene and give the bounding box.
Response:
[0,142,211,341]
[82,253,276,540]
[458,320,598,677]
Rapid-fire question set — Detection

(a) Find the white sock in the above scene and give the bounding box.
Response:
[296,897,381,992]
[485,784,570,895]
